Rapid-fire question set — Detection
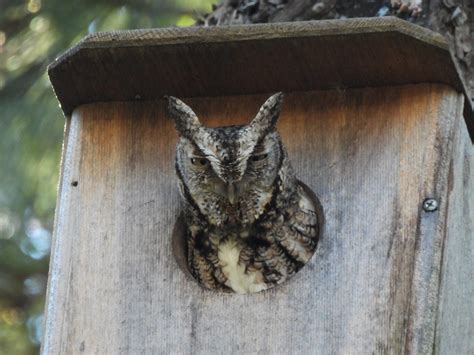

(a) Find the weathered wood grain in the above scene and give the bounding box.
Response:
[404,83,464,354]
[46,18,474,141]
[435,118,474,354]
[42,84,466,354]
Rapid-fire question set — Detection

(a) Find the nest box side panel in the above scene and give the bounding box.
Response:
[43,84,462,354]
[435,118,474,355]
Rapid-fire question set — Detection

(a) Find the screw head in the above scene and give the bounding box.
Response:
[423,198,438,212]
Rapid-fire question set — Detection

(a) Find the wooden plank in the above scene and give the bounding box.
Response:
[435,118,474,354]
[47,17,474,141]
[404,85,464,353]
[42,84,463,354]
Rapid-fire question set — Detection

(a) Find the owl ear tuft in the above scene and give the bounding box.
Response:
[166,96,202,139]
[249,92,284,138]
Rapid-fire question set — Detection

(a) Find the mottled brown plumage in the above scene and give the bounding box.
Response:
[167,93,320,293]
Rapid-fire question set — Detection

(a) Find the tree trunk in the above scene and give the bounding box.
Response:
[201,0,473,102]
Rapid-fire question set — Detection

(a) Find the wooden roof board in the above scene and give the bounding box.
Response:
[48,17,474,141]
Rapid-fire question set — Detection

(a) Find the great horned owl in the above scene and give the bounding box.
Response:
[167,93,321,293]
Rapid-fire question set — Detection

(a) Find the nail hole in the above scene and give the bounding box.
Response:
[71,181,78,187]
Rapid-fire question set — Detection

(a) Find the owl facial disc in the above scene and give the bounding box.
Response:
[167,92,284,189]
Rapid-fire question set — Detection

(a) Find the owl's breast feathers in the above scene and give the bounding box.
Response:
[185,181,319,293]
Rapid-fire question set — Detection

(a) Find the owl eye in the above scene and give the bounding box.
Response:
[251,153,268,162]
[191,157,209,166]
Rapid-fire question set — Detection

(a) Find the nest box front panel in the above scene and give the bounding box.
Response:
[43,84,462,354]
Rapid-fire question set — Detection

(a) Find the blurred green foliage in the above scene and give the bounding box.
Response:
[0,1,214,353]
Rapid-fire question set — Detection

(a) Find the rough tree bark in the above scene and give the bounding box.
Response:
[200,0,473,102]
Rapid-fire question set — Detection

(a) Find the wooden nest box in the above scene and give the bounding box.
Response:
[44,18,474,354]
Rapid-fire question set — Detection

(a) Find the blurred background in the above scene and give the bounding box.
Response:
[0,1,213,353]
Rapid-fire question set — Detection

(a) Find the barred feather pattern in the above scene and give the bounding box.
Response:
[181,155,319,293]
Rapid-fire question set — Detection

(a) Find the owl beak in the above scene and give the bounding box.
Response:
[227,182,237,205]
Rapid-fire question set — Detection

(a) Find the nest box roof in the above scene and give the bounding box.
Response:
[48,17,473,141]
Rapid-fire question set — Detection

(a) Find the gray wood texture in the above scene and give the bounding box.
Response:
[47,17,474,141]
[435,118,474,355]
[42,84,470,354]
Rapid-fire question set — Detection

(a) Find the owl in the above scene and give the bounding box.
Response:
[167,93,321,293]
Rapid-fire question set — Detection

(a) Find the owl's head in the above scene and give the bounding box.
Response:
[167,93,286,227]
